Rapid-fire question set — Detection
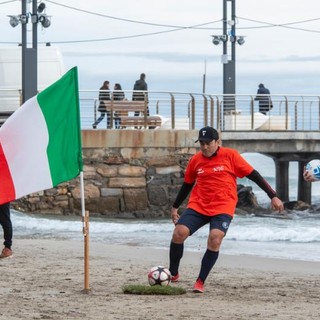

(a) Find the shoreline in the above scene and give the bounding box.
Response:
[0,238,319,319]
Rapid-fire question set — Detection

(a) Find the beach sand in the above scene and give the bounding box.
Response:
[0,238,319,320]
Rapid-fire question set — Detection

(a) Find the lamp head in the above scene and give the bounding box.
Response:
[37,3,46,13]
[237,36,245,45]
[8,15,19,28]
[212,36,221,46]
[39,15,51,28]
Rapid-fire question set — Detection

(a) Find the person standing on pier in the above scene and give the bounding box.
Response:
[169,126,284,293]
[255,83,273,115]
[132,73,149,116]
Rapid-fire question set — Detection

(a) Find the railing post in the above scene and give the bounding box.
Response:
[209,96,214,127]
[189,94,195,129]
[170,93,175,129]
[284,96,289,130]
[294,101,298,130]
[250,96,254,130]
[203,94,208,126]
[93,99,97,122]
[216,97,222,131]
[110,98,114,129]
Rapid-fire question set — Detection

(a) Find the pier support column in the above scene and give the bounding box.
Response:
[297,161,312,204]
[274,159,289,202]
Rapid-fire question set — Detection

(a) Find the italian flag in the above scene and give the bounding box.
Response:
[0,67,83,205]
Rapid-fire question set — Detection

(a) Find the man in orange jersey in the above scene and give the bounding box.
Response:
[169,127,284,293]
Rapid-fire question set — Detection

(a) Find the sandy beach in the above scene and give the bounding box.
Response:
[0,238,319,320]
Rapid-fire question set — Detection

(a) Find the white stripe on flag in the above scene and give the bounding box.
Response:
[1,97,52,198]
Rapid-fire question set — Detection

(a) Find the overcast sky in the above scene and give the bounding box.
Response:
[1,0,320,94]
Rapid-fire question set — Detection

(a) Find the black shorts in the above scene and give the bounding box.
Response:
[177,208,232,236]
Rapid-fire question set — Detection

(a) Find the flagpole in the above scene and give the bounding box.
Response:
[80,171,90,293]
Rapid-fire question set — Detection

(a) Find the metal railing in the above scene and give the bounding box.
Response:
[1,89,319,131]
[84,91,320,131]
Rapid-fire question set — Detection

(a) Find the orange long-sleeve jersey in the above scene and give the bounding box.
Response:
[184,146,254,217]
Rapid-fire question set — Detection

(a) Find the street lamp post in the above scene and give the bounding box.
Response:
[211,0,245,113]
[22,0,37,103]
[223,0,235,111]
[8,0,51,103]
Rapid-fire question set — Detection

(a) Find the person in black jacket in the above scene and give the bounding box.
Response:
[254,83,273,115]
[0,202,13,258]
[92,80,111,129]
[132,73,149,116]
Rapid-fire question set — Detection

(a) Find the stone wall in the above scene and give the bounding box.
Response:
[14,129,294,217]
[13,130,199,218]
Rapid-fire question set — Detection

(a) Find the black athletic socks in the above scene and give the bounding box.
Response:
[169,241,184,276]
[198,249,219,282]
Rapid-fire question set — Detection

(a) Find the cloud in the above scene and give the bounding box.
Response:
[63,49,320,64]
[63,50,216,62]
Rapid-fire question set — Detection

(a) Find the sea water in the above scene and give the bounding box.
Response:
[8,153,320,262]
[11,209,320,262]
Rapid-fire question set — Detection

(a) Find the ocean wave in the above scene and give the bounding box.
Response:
[10,210,320,262]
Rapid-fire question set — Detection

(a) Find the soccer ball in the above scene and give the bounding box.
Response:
[305,159,320,181]
[147,266,171,286]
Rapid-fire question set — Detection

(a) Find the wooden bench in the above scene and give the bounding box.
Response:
[103,100,162,129]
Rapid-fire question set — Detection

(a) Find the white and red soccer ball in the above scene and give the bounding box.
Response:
[147,266,171,286]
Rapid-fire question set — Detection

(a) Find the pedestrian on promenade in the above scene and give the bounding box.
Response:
[169,126,284,293]
[132,73,149,116]
[255,83,273,115]
[92,80,111,129]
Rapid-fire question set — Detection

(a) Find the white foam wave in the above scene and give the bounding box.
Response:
[10,210,320,262]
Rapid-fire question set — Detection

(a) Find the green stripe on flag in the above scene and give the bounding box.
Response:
[37,67,83,186]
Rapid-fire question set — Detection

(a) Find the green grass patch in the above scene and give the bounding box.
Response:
[123,284,186,295]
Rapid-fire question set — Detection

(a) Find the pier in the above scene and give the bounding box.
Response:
[220,131,320,203]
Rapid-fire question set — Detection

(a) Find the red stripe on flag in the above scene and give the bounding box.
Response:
[0,142,15,204]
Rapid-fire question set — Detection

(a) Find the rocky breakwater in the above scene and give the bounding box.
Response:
[13,164,290,218]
